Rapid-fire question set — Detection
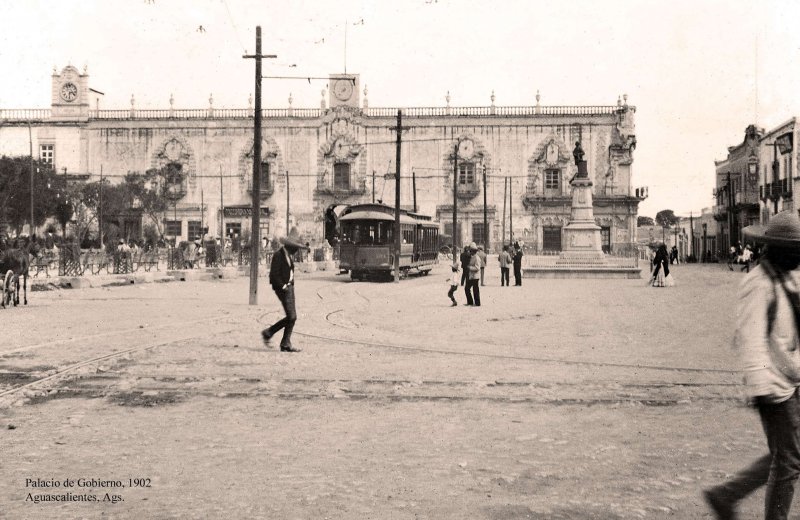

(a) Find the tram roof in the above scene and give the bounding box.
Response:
[339,210,417,224]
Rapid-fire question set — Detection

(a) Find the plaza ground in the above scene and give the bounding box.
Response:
[0,262,769,519]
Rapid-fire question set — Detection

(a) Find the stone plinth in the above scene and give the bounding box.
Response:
[557,163,605,265]
[526,161,641,278]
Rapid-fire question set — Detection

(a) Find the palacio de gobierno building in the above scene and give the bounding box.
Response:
[0,65,645,253]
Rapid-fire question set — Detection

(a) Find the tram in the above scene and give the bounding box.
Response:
[337,203,440,280]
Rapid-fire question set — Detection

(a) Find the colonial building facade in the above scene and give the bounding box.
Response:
[713,120,797,252]
[0,65,645,251]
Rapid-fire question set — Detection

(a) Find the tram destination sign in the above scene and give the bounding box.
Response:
[223,206,270,218]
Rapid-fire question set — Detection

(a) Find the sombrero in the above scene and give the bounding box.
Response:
[743,211,800,248]
[280,235,309,250]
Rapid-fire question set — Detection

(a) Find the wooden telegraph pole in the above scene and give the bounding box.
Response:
[482,164,488,251]
[393,110,402,283]
[243,26,277,305]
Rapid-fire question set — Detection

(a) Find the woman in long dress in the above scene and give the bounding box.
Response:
[651,243,670,287]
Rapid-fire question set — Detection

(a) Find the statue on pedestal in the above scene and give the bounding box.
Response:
[572,141,585,165]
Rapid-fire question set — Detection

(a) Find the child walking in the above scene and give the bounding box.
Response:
[447,263,460,306]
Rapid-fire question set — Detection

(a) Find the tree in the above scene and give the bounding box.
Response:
[0,156,62,236]
[655,209,679,229]
[637,216,654,227]
[655,209,680,242]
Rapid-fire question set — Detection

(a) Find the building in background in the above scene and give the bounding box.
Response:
[758,118,796,224]
[0,65,646,251]
[713,124,761,254]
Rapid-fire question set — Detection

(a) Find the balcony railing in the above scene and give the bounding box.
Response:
[0,105,627,122]
[760,179,793,200]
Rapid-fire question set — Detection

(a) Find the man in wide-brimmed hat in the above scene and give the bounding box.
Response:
[464,242,482,306]
[262,234,309,352]
[705,211,800,519]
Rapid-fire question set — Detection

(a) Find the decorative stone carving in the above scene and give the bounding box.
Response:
[527,136,571,195]
[239,136,285,197]
[152,136,196,193]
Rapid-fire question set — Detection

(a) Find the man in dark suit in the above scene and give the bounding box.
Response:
[262,235,309,352]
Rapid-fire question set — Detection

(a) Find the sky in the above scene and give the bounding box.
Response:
[1,0,799,219]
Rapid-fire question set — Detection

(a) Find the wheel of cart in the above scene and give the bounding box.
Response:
[2,270,15,309]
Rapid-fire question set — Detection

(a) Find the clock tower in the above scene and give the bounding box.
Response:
[329,74,359,109]
[51,65,90,121]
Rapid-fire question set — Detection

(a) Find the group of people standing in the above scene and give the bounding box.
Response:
[447,241,524,306]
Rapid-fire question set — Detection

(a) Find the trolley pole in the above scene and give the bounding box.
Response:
[243,26,277,305]
[393,110,402,283]
[412,169,417,213]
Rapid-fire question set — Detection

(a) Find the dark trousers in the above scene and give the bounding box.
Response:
[709,391,800,520]
[500,267,510,286]
[465,279,481,306]
[266,285,297,348]
[460,269,468,287]
[513,263,522,285]
[447,285,457,303]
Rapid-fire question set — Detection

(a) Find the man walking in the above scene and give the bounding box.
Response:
[512,241,524,286]
[477,245,487,286]
[459,245,470,287]
[464,242,481,306]
[498,245,512,287]
[262,234,309,353]
[704,211,800,520]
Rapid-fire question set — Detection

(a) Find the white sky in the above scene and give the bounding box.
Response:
[1,0,798,219]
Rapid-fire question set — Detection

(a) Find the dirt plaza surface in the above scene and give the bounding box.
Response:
[0,263,770,519]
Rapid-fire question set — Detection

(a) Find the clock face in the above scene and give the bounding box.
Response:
[60,82,78,102]
[333,79,354,102]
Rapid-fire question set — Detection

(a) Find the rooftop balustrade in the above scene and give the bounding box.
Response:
[0,104,626,122]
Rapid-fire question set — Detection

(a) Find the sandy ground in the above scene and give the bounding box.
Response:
[0,262,775,519]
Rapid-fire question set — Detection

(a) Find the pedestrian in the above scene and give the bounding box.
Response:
[740,244,753,273]
[512,241,524,286]
[727,245,737,271]
[459,245,470,287]
[447,262,460,306]
[671,245,679,265]
[261,234,309,352]
[498,245,512,287]
[477,245,487,286]
[703,211,800,520]
[464,242,482,306]
[649,243,672,287]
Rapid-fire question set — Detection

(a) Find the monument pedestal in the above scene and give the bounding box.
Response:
[524,159,641,278]
[557,163,606,265]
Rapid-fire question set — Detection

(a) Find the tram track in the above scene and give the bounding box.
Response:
[0,313,253,404]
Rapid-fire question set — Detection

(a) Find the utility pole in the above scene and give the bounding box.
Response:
[502,177,507,248]
[243,26,277,305]
[508,177,513,245]
[453,141,459,254]
[727,171,734,251]
[200,188,204,242]
[372,170,376,203]
[28,121,34,236]
[219,165,224,240]
[285,170,290,237]
[482,164,488,251]
[393,110,402,283]
[99,165,104,250]
[689,211,694,259]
